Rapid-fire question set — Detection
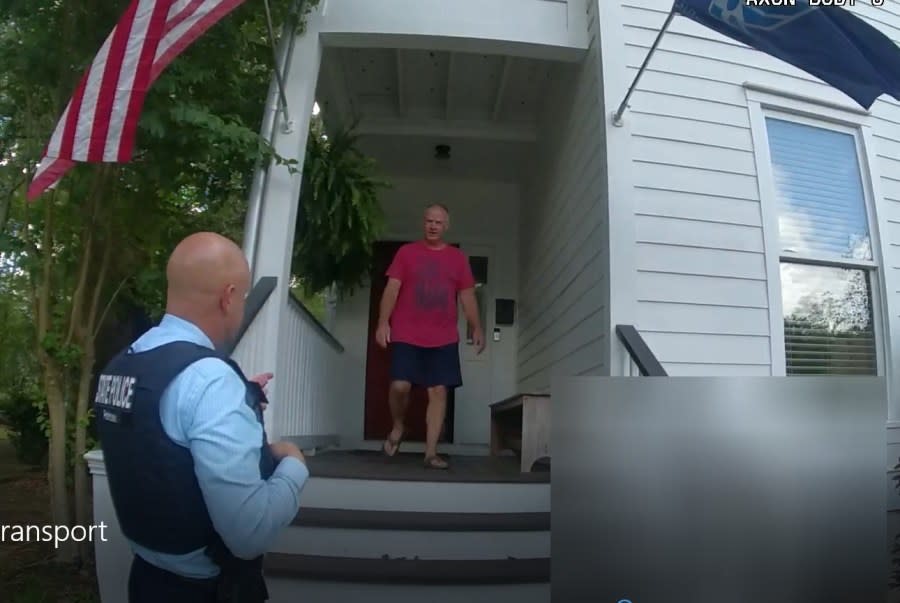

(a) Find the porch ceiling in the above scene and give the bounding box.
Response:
[317,45,562,137]
[315,45,561,181]
[353,134,533,182]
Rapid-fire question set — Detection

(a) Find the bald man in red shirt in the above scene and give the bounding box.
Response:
[375,204,485,469]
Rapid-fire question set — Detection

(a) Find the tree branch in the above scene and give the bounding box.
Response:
[65,168,107,346]
[65,235,93,347]
[55,0,80,112]
[86,205,114,340]
[93,275,129,341]
[36,194,54,349]
[0,174,26,235]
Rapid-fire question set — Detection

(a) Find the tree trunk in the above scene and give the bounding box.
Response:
[32,196,78,563]
[73,169,115,563]
[0,187,11,235]
[73,346,95,562]
[45,363,75,563]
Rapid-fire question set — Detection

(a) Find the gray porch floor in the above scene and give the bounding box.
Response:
[305,450,550,484]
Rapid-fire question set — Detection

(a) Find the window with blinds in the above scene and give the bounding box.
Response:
[765,117,877,376]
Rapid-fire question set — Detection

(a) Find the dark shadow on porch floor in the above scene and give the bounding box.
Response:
[304,450,550,483]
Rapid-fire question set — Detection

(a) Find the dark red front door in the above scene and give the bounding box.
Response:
[363,241,454,443]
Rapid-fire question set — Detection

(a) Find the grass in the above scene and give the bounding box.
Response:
[0,433,100,603]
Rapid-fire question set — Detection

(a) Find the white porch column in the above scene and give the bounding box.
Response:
[85,449,130,603]
[240,14,323,441]
[594,0,638,376]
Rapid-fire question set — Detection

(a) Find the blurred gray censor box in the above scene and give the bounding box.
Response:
[553,377,886,603]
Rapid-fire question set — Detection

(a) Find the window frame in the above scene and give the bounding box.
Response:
[745,85,888,378]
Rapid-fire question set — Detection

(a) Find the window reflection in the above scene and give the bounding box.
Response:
[780,263,876,375]
[766,117,872,261]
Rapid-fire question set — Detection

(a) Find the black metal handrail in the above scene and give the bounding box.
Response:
[615,324,667,376]
[225,275,345,356]
[226,276,278,356]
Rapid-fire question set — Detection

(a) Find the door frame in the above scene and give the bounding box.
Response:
[454,242,495,443]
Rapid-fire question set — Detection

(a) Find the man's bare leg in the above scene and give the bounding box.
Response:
[424,385,448,468]
[384,380,411,455]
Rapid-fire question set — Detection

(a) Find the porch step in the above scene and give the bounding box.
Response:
[300,476,549,514]
[304,450,549,483]
[272,524,549,560]
[265,577,550,603]
[292,507,550,531]
[270,450,551,598]
[299,450,549,515]
[264,553,550,584]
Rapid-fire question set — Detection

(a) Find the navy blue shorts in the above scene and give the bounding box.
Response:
[390,341,462,389]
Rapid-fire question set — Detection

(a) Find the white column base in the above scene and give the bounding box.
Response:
[85,449,131,603]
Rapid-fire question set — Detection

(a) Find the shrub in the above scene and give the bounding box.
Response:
[0,382,48,467]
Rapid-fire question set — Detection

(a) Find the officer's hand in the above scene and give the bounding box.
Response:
[249,372,274,411]
[250,372,274,393]
[270,441,306,464]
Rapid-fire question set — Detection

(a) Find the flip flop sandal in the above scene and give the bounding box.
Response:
[382,432,404,457]
[424,455,448,470]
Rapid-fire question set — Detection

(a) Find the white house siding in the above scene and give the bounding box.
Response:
[516,1,608,393]
[619,0,900,378]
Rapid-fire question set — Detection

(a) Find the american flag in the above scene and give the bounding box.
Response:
[27,0,248,200]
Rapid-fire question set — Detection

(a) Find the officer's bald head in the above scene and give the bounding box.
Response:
[165,232,250,350]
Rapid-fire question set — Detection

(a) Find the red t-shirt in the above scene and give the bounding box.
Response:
[386,241,476,348]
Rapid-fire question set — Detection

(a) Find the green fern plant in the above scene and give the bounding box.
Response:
[292,118,388,298]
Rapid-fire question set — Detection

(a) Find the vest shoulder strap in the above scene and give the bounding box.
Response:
[117,340,225,381]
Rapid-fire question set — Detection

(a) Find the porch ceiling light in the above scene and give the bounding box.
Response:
[434,144,451,160]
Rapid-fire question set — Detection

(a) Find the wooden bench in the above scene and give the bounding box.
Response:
[489,393,550,473]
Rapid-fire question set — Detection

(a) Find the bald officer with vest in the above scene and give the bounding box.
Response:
[93,232,308,603]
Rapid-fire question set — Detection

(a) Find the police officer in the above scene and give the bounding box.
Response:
[93,232,308,602]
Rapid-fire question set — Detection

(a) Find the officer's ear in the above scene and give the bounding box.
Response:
[220,283,237,312]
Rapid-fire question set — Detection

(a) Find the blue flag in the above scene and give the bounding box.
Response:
[673,0,900,109]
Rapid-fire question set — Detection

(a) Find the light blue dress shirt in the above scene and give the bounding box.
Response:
[125,314,309,578]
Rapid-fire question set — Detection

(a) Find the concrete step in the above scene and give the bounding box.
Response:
[265,577,550,603]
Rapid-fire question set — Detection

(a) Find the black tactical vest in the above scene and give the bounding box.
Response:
[94,340,276,601]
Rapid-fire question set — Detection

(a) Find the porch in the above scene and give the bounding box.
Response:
[223,6,628,595]
[239,19,618,455]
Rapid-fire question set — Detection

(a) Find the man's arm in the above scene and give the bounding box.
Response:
[379,278,401,325]
[459,288,485,353]
[375,278,401,348]
[184,367,308,560]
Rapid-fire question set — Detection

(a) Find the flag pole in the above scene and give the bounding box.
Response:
[612,5,677,126]
[263,0,293,132]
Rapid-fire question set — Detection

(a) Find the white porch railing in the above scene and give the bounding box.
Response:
[627,356,640,377]
[230,286,346,443]
[232,294,346,447]
[84,450,130,603]
[275,294,345,438]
